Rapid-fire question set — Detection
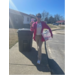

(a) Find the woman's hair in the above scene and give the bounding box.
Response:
[36,13,41,17]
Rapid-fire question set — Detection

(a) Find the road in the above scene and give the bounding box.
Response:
[45,29,65,74]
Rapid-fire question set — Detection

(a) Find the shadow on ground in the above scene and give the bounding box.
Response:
[44,42,65,75]
[47,59,65,74]
[20,47,51,72]
[20,46,64,74]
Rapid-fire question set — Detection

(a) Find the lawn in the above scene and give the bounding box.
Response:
[48,24,58,28]
[9,28,18,49]
[47,24,65,30]
[58,25,65,29]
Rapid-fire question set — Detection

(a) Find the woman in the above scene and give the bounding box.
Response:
[30,13,53,64]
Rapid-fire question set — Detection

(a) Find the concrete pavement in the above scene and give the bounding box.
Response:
[9,40,51,75]
[52,29,65,35]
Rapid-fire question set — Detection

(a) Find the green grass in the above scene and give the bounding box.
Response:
[9,28,18,49]
[47,24,58,28]
[58,25,65,29]
[47,24,65,30]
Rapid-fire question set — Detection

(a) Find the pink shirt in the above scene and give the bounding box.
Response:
[30,21,53,42]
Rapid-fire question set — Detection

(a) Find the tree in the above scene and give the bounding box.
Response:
[45,12,49,19]
[38,11,64,23]
[59,16,64,20]
[53,17,56,23]
[54,14,60,21]
[41,11,50,21]
[48,16,54,23]
[45,17,48,23]
[54,14,64,21]
[41,11,45,21]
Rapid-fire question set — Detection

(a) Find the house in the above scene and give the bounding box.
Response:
[9,9,36,29]
[56,20,65,25]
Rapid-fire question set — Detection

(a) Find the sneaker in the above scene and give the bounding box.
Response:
[37,60,41,64]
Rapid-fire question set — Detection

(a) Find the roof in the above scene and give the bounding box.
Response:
[9,9,36,18]
[56,20,65,23]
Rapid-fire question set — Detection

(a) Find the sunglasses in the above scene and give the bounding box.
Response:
[37,16,41,18]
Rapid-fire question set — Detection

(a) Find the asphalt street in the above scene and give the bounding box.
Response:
[45,29,65,74]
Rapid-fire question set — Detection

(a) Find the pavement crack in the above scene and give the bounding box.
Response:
[9,63,48,67]
[10,63,35,66]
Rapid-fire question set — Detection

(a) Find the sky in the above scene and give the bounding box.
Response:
[9,0,65,19]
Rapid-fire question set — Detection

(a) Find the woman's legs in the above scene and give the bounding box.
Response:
[35,35,39,50]
[38,39,43,61]
[35,35,43,61]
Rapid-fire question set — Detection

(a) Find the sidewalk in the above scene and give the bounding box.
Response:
[9,40,51,75]
[52,29,65,35]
